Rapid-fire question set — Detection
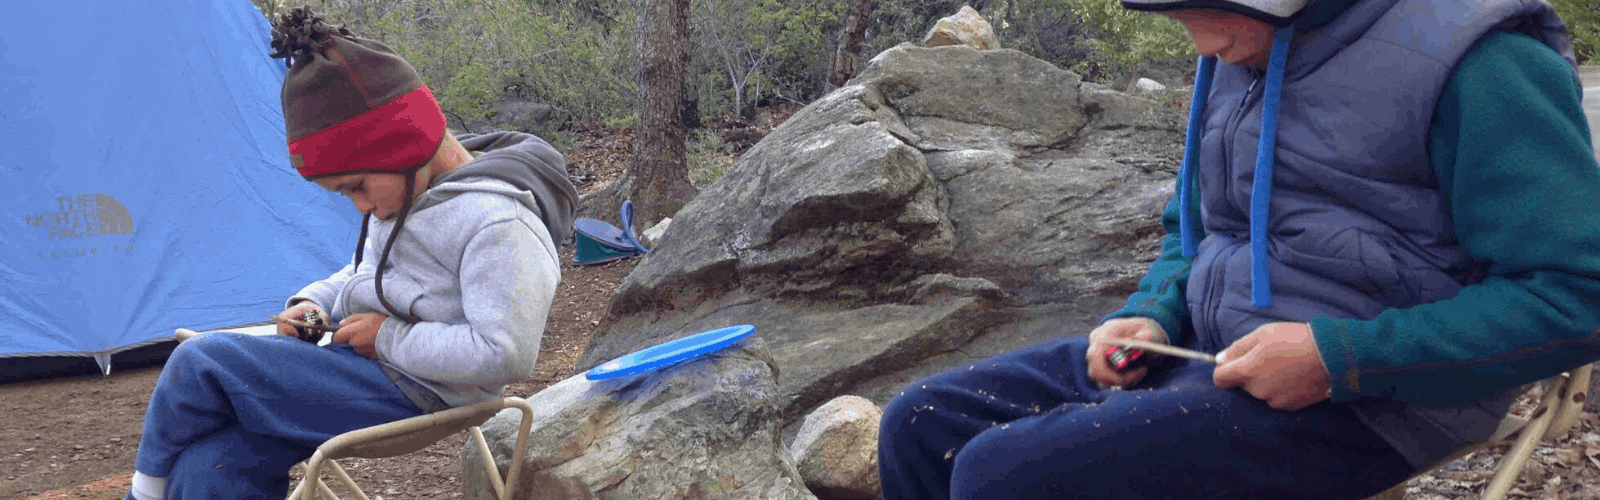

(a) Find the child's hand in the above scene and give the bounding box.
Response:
[1213,322,1331,410]
[276,301,328,339]
[333,313,389,359]
[1086,317,1169,389]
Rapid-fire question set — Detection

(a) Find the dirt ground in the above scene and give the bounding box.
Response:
[4,112,1600,499]
[0,245,635,500]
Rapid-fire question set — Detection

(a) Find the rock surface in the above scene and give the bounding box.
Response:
[451,99,554,135]
[575,42,1186,445]
[922,6,1000,50]
[789,396,883,500]
[464,339,816,500]
[582,43,1184,432]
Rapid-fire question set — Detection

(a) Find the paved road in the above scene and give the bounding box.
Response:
[1581,65,1600,154]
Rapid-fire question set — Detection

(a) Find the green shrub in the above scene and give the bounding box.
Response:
[1551,0,1600,65]
[274,0,635,127]
[686,129,735,186]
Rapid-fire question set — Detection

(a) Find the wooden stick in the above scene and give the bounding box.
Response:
[1100,338,1218,364]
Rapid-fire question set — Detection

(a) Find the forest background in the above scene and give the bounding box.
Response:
[249,0,1600,185]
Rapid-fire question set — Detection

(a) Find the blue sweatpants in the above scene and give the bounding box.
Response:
[130,333,425,499]
[878,335,1417,499]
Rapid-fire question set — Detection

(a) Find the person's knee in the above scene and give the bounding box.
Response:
[172,332,281,362]
[879,379,952,453]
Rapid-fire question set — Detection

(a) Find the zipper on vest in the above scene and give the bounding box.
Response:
[1221,70,1262,221]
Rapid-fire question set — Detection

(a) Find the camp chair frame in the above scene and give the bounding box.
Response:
[1367,363,1593,500]
[286,396,534,500]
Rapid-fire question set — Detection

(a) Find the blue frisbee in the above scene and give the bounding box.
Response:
[586,324,757,380]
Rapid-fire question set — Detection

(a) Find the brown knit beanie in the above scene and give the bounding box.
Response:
[268,7,445,180]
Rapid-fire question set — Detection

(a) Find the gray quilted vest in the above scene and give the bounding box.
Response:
[1176,0,1578,468]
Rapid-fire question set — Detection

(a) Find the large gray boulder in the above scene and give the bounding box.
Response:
[464,339,815,500]
[577,43,1185,436]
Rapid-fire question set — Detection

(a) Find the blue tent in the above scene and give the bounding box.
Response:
[0,0,364,381]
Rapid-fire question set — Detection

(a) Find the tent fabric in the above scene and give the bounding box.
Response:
[573,201,649,266]
[0,0,364,380]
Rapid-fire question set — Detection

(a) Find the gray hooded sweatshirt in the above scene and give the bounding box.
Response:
[289,131,578,411]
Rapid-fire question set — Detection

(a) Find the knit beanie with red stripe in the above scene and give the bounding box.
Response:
[268,7,445,180]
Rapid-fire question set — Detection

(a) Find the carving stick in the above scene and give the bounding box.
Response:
[1100,338,1218,364]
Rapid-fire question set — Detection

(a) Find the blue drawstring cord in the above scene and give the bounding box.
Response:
[1178,55,1216,259]
[1176,25,1295,309]
[1249,25,1295,308]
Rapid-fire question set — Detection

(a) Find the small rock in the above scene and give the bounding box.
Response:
[1555,447,1583,465]
[1134,78,1167,93]
[789,395,882,500]
[640,217,672,249]
[921,6,1000,50]
[109,437,122,443]
[72,444,84,450]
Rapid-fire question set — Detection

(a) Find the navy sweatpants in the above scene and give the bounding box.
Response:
[130,333,425,499]
[878,335,1417,499]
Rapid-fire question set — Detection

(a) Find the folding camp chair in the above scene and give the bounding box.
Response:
[173,327,535,500]
[1366,364,1593,500]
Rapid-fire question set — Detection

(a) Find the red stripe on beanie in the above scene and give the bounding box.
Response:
[290,85,446,178]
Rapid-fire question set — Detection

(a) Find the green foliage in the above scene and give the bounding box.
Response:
[284,0,635,127]
[1550,0,1600,65]
[857,1,1194,86]
[689,0,840,120]
[993,0,1194,85]
[685,128,734,186]
[602,113,636,130]
[253,0,1203,128]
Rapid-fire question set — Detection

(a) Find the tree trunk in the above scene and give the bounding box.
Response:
[828,0,874,89]
[587,0,697,232]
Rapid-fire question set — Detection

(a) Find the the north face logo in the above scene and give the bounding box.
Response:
[25,194,136,240]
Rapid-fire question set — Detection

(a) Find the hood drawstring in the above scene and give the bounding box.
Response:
[1177,24,1297,309]
[1178,55,1217,259]
[350,171,425,325]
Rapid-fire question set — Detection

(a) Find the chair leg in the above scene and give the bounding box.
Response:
[289,456,324,500]
[468,398,536,500]
[1483,374,1569,500]
[324,460,373,500]
[1549,364,1593,439]
[315,477,341,500]
[504,398,535,500]
[471,427,507,500]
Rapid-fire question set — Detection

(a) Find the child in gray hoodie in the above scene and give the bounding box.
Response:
[122,8,578,500]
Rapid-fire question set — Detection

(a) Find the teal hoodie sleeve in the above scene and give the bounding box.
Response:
[1103,171,1204,347]
[1311,31,1600,404]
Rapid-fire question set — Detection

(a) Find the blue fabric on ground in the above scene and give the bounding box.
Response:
[878,335,1415,499]
[133,333,424,499]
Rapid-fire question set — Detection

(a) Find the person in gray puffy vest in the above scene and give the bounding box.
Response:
[878,0,1600,498]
